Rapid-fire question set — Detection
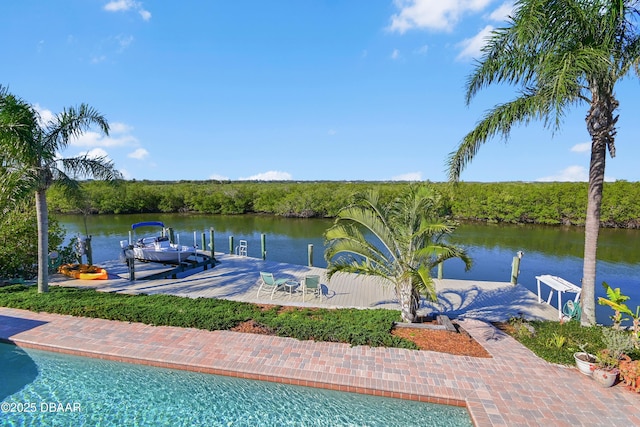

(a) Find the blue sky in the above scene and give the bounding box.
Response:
[3,0,640,182]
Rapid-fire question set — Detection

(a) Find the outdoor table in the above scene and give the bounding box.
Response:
[282,280,299,296]
[535,274,582,319]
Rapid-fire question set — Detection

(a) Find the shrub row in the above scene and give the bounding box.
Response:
[46,180,640,228]
[0,285,416,349]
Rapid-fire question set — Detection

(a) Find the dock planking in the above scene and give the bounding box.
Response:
[49,252,558,322]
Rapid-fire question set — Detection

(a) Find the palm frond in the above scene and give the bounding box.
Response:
[44,104,110,151]
[448,93,550,181]
[412,264,436,302]
[57,155,123,182]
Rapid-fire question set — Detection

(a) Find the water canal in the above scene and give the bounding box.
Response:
[59,213,639,325]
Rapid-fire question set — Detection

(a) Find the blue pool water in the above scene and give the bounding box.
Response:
[0,343,472,427]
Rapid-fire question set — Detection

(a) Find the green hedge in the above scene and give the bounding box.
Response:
[0,285,416,349]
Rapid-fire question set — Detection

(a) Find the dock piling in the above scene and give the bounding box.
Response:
[511,251,524,285]
[209,228,215,258]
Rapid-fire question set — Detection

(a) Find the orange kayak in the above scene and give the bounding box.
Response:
[58,264,108,280]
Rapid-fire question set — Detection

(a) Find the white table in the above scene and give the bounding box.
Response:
[535,275,582,319]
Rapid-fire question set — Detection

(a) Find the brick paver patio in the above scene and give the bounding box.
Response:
[1,307,638,426]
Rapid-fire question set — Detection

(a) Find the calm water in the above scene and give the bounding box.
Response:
[59,213,640,325]
[0,343,472,427]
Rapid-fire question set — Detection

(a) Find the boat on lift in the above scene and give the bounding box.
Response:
[120,221,196,264]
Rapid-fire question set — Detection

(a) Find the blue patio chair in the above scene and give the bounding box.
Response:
[301,275,322,302]
[257,271,289,300]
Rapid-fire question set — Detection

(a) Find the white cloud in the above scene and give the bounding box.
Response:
[487,1,514,22]
[571,142,591,153]
[104,0,151,21]
[128,148,149,160]
[34,104,55,125]
[238,171,292,181]
[456,25,493,61]
[110,122,133,134]
[389,0,492,33]
[209,173,230,181]
[390,49,401,60]
[536,165,614,182]
[70,130,138,148]
[104,0,132,12]
[119,168,132,180]
[83,147,110,160]
[391,172,422,181]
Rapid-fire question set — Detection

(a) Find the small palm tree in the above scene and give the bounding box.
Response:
[0,86,122,292]
[324,186,471,323]
[447,0,640,325]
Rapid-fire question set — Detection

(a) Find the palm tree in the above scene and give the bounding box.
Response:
[0,86,122,293]
[324,186,471,323]
[447,0,640,325]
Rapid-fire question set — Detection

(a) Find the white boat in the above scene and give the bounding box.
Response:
[120,221,196,264]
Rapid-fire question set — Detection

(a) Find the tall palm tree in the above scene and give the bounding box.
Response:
[0,86,122,293]
[447,0,640,325]
[324,186,471,323]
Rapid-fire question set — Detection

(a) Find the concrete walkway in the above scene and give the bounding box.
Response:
[1,307,638,427]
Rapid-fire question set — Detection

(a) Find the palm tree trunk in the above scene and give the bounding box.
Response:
[35,189,49,293]
[581,149,604,325]
[582,142,605,325]
[581,90,617,326]
[399,280,417,323]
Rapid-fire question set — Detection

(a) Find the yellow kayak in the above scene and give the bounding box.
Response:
[58,264,108,280]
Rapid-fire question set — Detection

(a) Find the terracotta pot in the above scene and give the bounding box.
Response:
[574,352,597,376]
[592,368,618,387]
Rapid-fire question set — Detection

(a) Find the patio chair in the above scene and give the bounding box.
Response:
[301,275,321,302]
[257,271,289,300]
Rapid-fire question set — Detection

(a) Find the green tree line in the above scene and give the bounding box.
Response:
[47,180,640,228]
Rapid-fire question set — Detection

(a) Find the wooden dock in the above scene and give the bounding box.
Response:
[50,253,558,322]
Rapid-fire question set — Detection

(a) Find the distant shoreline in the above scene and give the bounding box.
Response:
[48,180,640,229]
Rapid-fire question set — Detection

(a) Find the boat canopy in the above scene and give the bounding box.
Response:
[132,221,165,230]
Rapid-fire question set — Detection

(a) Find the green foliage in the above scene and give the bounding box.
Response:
[508,319,606,365]
[0,202,65,280]
[599,281,631,328]
[504,318,640,366]
[46,180,640,228]
[546,333,566,349]
[258,307,415,348]
[0,285,417,349]
[598,328,634,369]
[324,185,471,323]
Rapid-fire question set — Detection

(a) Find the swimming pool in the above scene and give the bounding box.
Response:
[0,343,472,426]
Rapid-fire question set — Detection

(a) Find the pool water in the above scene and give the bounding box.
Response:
[0,343,472,427]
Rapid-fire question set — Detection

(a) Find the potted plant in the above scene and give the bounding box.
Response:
[592,349,620,387]
[574,343,597,376]
[591,328,635,387]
